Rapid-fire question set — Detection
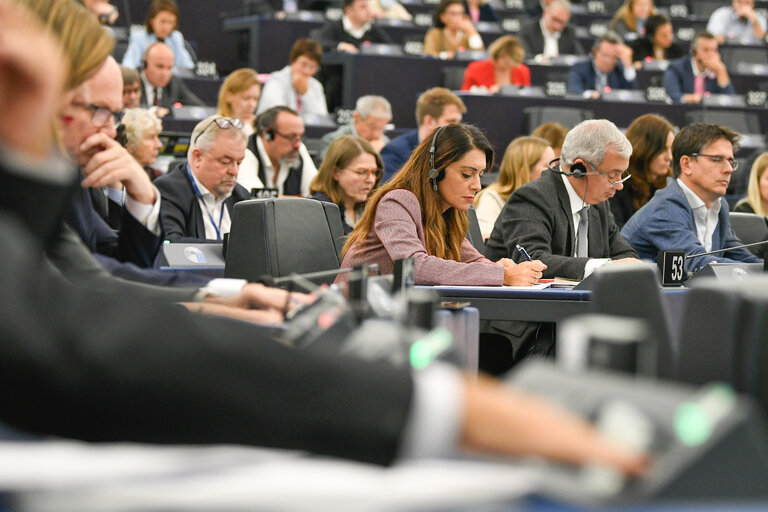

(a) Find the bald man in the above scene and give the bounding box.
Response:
[139,42,203,117]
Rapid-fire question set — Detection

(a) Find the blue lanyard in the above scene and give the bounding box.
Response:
[187,165,225,241]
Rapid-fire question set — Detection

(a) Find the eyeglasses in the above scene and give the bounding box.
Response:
[273,130,303,144]
[193,117,243,145]
[584,160,632,187]
[72,101,122,127]
[690,153,739,171]
[345,167,382,180]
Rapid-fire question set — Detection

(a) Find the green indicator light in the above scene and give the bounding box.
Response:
[409,328,453,370]
[674,402,713,447]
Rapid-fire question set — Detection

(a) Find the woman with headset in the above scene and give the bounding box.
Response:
[338,123,546,286]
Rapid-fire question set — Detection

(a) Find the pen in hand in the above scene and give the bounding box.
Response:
[515,244,533,262]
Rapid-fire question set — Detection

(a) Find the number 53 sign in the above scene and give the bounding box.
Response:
[658,250,686,286]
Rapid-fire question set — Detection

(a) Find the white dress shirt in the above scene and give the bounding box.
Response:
[188,166,233,240]
[677,178,721,253]
[561,173,610,276]
[238,135,317,197]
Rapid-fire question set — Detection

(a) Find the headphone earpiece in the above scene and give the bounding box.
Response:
[142,60,147,69]
[264,128,275,142]
[428,126,447,191]
[569,162,587,178]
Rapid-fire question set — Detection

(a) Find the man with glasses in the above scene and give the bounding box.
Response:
[622,123,761,274]
[60,55,162,268]
[485,119,640,280]
[154,116,251,242]
[567,32,636,98]
[239,106,318,196]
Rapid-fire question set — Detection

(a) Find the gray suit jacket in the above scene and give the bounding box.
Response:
[484,170,637,279]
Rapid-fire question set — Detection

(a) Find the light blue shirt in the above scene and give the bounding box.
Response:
[122,30,195,71]
[707,6,767,43]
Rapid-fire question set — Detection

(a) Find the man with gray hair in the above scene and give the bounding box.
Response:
[154,115,251,242]
[485,119,640,280]
[518,0,584,60]
[319,95,392,158]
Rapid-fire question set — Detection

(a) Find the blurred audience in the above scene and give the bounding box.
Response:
[519,0,584,61]
[380,87,466,182]
[473,136,554,239]
[321,95,392,157]
[138,42,204,117]
[609,0,655,40]
[218,68,261,137]
[609,114,674,228]
[121,108,164,181]
[662,31,733,104]
[531,121,568,157]
[316,0,394,54]
[734,152,768,215]
[567,32,636,97]
[629,14,684,66]
[464,0,498,22]
[311,136,383,233]
[369,0,412,21]
[707,0,766,44]
[80,0,118,24]
[257,38,328,118]
[461,35,530,92]
[122,0,195,72]
[121,66,142,109]
[423,0,484,59]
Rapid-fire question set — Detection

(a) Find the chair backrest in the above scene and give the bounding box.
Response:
[441,66,467,91]
[689,0,727,17]
[729,212,768,256]
[590,263,675,378]
[522,106,594,134]
[683,110,761,135]
[466,207,485,254]
[224,197,345,284]
[721,46,768,68]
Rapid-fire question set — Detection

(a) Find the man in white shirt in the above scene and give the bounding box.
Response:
[707,0,767,44]
[154,116,251,242]
[622,123,762,274]
[519,0,585,60]
[239,106,317,196]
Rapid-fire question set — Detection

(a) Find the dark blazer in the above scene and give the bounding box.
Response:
[139,73,204,109]
[463,1,498,22]
[484,170,637,279]
[315,20,394,53]
[89,186,122,230]
[518,18,585,57]
[66,170,162,268]
[0,156,413,467]
[567,59,637,93]
[154,162,251,243]
[662,57,735,103]
[629,37,685,63]
[380,129,420,183]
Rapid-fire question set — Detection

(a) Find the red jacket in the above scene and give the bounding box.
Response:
[461,59,531,90]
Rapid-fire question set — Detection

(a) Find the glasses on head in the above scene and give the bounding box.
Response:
[273,130,303,144]
[345,167,382,180]
[73,102,122,127]
[691,153,739,171]
[193,117,243,145]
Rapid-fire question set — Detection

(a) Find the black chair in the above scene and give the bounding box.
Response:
[590,263,675,378]
[729,212,768,257]
[224,197,346,285]
[688,0,727,17]
[683,110,762,136]
[466,207,485,254]
[441,66,468,91]
[521,106,594,135]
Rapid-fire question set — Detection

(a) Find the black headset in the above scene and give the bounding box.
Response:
[428,125,447,191]
[545,158,588,178]
[255,113,275,141]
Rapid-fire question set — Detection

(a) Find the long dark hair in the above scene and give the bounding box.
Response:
[343,123,494,262]
[625,114,674,210]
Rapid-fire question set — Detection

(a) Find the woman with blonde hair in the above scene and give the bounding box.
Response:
[610,0,655,39]
[473,136,554,240]
[735,152,768,215]
[339,123,545,286]
[217,68,261,137]
[310,135,382,234]
[461,35,530,92]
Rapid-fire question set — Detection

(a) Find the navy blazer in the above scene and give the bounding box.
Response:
[662,57,735,103]
[567,59,637,93]
[66,171,161,268]
[154,162,251,243]
[621,178,760,273]
[518,18,585,57]
[484,170,637,280]
[380,129,419,183]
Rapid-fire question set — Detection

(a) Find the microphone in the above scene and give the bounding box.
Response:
[685,239,768,260]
